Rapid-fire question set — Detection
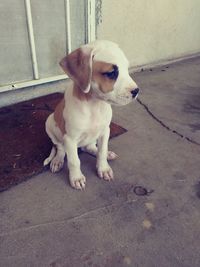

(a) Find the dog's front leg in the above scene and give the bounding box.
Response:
[64,136,86,190]
[96,127,114,181]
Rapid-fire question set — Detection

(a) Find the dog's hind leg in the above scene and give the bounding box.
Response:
[45,136,65,173]
[82,143,118,161]
[81,143,98,156]
[43,142,65,173]
[107,150,118,160]
[50,144,65,173]
[44,114,65,173]
[43,146,56,166]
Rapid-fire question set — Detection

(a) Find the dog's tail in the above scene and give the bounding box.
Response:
[43,146,56,166]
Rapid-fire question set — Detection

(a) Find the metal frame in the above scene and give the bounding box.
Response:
[86,0,96,43]
[25,0,39,80]
[65,0,72,54]
[0,0,96,93]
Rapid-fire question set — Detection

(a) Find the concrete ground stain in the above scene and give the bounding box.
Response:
[142,219,152,229]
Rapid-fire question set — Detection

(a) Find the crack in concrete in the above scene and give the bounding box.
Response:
[137,98,200,146]
[0,199,137,237]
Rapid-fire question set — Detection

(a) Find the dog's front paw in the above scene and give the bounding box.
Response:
[69,174,86,190]
[97,164,114,181]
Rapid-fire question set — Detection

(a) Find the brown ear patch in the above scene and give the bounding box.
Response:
[60,48,93,92]
[54,98,66,135]
[92,61,116,93]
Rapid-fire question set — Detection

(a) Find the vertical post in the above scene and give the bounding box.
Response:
[65,0,72,54]
[25,0,39,79]
[86,0,96,43]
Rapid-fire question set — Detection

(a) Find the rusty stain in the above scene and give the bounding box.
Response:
[145,202,155,212]
[142,219,152,229]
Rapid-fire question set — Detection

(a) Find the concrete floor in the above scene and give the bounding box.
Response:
[0,57,200,267]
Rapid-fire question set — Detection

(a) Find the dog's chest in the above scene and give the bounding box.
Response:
[74,103,112,146]
[78,112,108,145]
[88,114,105,135]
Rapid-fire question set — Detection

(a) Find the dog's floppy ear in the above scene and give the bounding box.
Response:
[59,47,94,93]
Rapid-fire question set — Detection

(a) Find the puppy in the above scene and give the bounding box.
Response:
[44,40,139,190]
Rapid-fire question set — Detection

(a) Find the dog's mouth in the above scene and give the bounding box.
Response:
[91,85,139,106]
[105,99,120,105]
[105,96,134,106]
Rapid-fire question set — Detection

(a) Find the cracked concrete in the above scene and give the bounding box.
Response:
[137,98,200,146]
[0,57,200,267]
[132,56,200,146]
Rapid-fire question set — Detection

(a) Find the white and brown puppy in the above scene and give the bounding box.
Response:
[44,40,139,190]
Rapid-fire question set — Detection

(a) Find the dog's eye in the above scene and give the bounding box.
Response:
[102,65,118,80]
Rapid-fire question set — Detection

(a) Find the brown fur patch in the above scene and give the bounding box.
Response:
[73,84,93,101]
[54,98,66,135]
[60,48,92,92]
[92,61,116,93]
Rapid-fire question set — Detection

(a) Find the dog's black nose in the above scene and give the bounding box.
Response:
[131,88,139,98]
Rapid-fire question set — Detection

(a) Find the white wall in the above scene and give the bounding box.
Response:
[97,0,200,68]
[1,1,200,107]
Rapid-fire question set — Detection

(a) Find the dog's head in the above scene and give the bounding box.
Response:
[60,40,139,105]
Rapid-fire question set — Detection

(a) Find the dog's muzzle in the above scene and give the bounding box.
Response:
[131,88,140,98]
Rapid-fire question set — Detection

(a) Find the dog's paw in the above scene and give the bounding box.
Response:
[107,151,118,161]
[50,156,64,173]
[97,164,114,181]
[70,175,86,190]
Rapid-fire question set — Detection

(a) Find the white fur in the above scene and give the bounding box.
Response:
[44,40,139,190]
